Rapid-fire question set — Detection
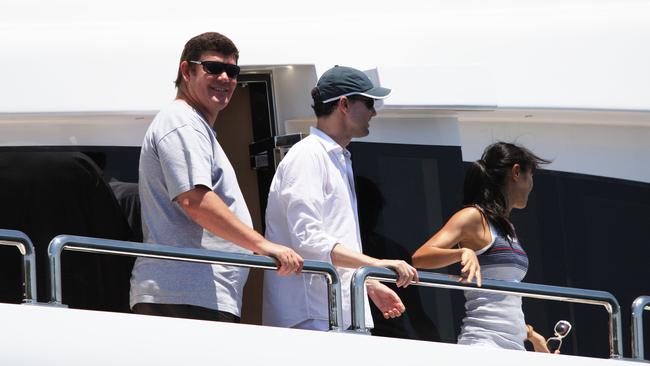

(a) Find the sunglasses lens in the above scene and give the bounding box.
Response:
[203,61,240,78]
[225,64,240,78]
[350,97,374,109]
[547,338,562,352]
[555,321,571,336]
[204,62,223,75]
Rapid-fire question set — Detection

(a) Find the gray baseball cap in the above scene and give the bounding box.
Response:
[316,66,391,103]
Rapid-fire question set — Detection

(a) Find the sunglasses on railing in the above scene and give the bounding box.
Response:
[189,60,241,79]
[546,320,572,353]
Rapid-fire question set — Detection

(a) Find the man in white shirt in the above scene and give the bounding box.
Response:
[263,66,418,331]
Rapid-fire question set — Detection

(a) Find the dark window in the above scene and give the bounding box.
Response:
[351,141,465,342]
[0,146,140,309]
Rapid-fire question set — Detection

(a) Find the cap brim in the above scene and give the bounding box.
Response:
[320,87,392,104]
[358,86,391,100]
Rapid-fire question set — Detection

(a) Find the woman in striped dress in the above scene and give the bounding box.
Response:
[413,142,552,352]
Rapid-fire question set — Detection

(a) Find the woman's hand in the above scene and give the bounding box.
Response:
[526,325,560,354]
[459,248,482,287]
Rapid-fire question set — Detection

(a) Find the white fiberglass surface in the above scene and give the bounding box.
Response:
[0,303,638,366]
[2,1,650,113]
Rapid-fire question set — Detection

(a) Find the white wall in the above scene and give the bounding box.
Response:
[2,0,650,113]
[459,119,650,183]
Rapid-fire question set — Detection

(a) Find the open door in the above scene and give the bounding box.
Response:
[214,72,303,324]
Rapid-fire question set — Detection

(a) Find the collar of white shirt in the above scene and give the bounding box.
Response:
[309,126,350,157]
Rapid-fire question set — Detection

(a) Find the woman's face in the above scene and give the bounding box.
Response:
[511,167,534,209]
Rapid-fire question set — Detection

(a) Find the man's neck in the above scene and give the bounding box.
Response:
[176,89,217,126]
[315,119,350,148]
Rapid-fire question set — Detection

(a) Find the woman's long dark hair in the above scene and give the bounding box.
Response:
[463,142,550,239]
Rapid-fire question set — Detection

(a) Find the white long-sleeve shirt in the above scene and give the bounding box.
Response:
[262,127,373,329]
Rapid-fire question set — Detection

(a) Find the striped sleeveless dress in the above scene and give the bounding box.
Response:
[457,218,529,350]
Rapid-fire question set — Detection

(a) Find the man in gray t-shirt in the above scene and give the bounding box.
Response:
[130,32,303,322]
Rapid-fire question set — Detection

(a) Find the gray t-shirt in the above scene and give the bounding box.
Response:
[130,100,252,316]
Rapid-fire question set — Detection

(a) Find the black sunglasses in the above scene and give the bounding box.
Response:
[189,60,240,79]
[546,320,572,353]
[347,96,375,110]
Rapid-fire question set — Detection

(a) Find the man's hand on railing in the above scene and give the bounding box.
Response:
[377,259,419,287]
[261,241,304,276]
[366,280,406,319]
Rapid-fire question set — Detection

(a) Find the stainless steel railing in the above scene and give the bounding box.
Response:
[631,295,650,360]
[350,267,623,359]
[0,229,37,303]
[47,235,344,331]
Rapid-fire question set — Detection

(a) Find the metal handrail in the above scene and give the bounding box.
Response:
[350,267,623,359]
[47,234,344,331]
[0,229,37,303]
[631,296,650,360]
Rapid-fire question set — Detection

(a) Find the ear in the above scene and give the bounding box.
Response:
[511,163,522,180]
[180,60,192,83]
[337,96,350,114]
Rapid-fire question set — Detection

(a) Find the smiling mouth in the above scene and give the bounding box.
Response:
[210,86,229,93]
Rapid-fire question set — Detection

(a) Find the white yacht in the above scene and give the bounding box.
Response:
[1,1,649,364]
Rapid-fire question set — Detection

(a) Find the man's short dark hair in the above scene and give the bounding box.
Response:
[310,87,338,117]
[174,32,239,88]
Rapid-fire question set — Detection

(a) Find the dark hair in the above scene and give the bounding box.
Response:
[463,142,550,239]
[310,87,339,117]
[174,32,239,88]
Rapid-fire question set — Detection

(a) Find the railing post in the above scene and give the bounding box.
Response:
[351,266,623,358]
[47,234,344,330]
[632,295,650,360]
[0,229,38,303]
[47,236,66,306]
[608,297,624,359]
[351,266,396,334]
[324,269,344,332]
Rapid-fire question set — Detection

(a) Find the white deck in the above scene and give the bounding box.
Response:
[0,303,637,366]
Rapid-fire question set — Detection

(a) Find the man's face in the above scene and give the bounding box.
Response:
[345,96,377,138]
[184,51,238,115]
